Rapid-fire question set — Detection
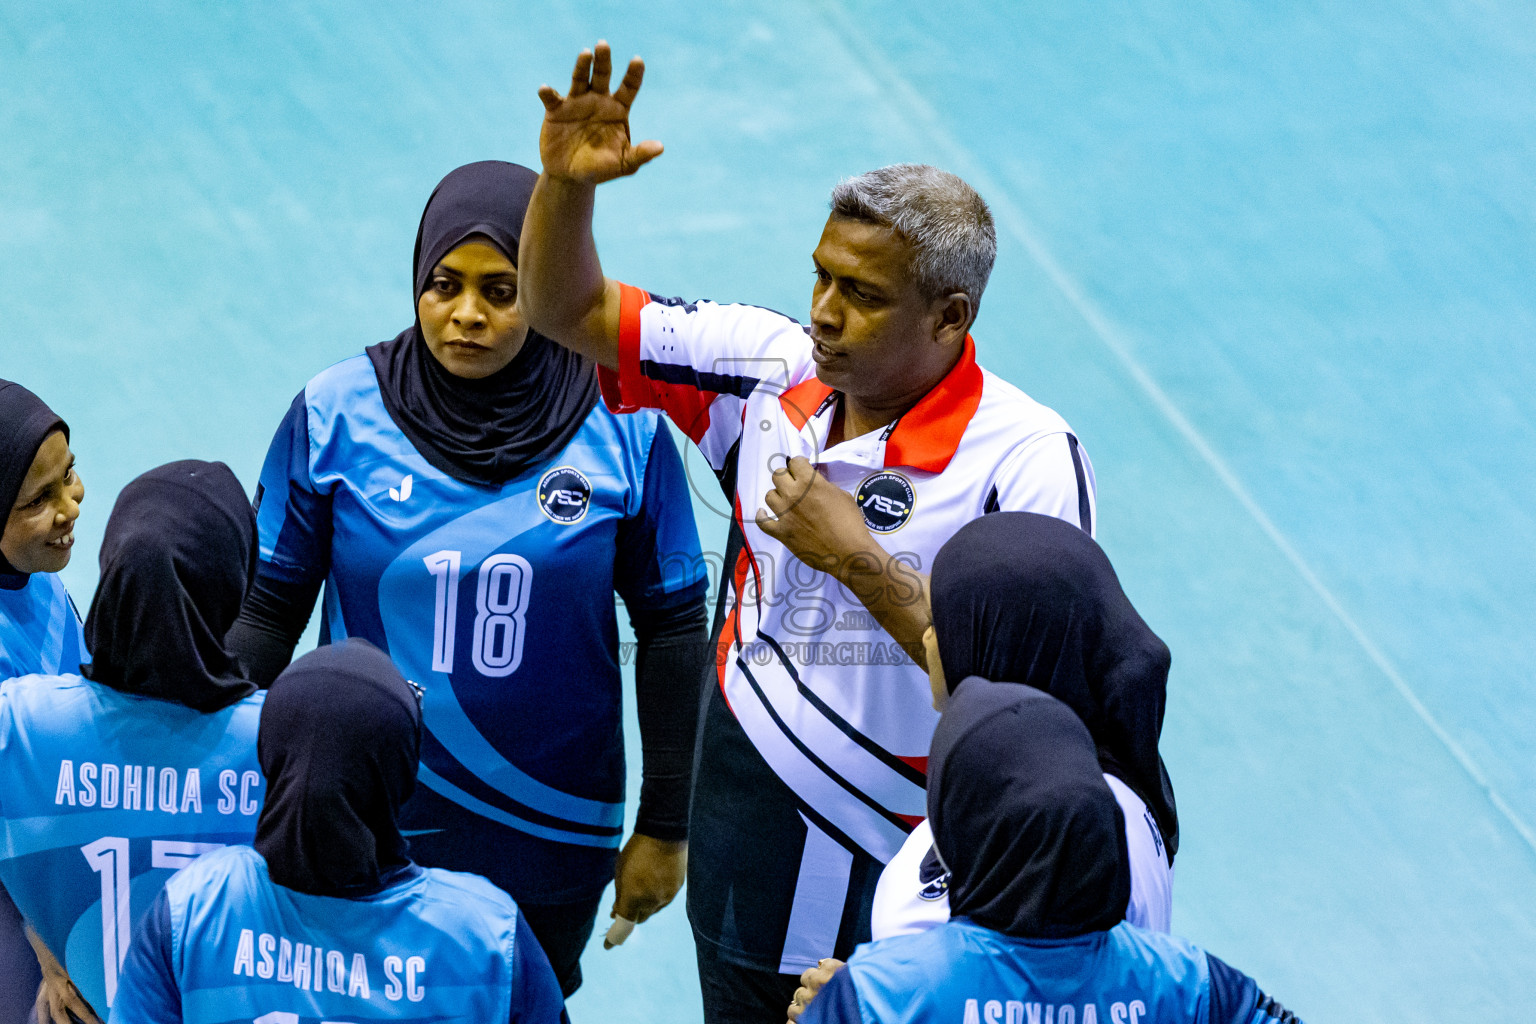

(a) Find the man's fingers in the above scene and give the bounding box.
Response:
[537,84,563,112]
[613,57,646,107]
[568,49,593,96]
[590,40,614,94]
[755,507,784,536]
[622,139,665,175]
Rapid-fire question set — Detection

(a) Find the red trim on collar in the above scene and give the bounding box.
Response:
[778,376,835,431]
[884,336,983,474]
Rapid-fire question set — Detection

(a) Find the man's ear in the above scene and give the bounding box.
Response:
[932,292,974,346]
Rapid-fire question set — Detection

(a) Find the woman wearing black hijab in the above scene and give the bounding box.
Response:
[0,379,87,1024]
[0,460,265,1023]
[225,161,709,995]
[870,511,1178,942]
[0,378,87,680]
[799,684,1301,1024]
[112,639,568,1023]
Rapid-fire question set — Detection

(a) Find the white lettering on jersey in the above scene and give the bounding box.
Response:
[54,761,75,805]
[258,933,276,979]
[240,770,261,814]
[959,1002,1123,1024]
[53,762,245,816]
[231,932,411,1003]
[406,956,426,1002]
[234,929,256,977]
[349,953,371,998]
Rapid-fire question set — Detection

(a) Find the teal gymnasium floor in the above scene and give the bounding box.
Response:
[4,2,1535,1020]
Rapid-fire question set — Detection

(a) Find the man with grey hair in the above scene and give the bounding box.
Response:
[520,42,1098,1023]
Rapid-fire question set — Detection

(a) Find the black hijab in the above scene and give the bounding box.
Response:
[254,639,420,897]
[0,379,68,588]
[931,512,1179,858]
[367,160,599,487]
[929,681,1131,939]
[82,461,257,710]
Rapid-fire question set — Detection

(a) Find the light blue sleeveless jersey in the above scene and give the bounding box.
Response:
[0,572,89,679]
[254,355,705,900]
[109,845,565,1024]
[810,919,1299,1024]
[0,673,264,1015]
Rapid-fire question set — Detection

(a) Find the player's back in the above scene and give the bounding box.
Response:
[114,845,540,1024]
[0,671,264,1016]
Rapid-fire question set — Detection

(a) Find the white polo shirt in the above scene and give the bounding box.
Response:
[600,284,1096,969]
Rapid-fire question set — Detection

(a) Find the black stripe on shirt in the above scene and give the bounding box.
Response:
[1067,434,1092,535]
[736,656,917,836]
[639,359,761,400]
[758,632,928,788]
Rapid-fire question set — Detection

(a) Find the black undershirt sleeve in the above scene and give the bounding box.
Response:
[627,584,709,843]
[225,569,323,687]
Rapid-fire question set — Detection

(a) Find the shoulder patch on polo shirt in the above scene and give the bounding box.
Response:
[856,471,916,533]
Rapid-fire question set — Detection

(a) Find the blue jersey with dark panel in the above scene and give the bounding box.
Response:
[0,572,89,679]
[804,919,1303,1024]
[108,845,567,1024]
[254,355,705,901]
[0,673,264,1017]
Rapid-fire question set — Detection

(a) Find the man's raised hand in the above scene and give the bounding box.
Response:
[537,41,663,185]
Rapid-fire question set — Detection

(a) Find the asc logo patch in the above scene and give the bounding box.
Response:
[537,466,592,523]
[855,471,915,534]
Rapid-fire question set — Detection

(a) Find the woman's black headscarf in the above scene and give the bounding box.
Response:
[931,512,1179,858]
[82,461,257,711]
[367,160,599,487]
[254,639,421,897]
[929,681,1131,939]
[0,379,68,588]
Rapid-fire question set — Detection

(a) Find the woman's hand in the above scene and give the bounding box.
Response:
[537,41,664,186]
[607,833,687,944]
[27,926,101,1024]
[787,959,845,1022]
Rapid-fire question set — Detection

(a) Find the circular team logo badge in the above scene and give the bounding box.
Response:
[537,466,592,524]
[855,471,915,534]
[918,874,951,902]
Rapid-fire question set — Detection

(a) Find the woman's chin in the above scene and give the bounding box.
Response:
[432,346,508,381]
[7,545,71,575]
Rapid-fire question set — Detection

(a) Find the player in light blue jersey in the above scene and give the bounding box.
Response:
[225,161,709,995]
[0,378,88,684]
[800,685,1301,1024]
[0,461,265,1023]
[111,639,568,1024]
[0,380,89,1024]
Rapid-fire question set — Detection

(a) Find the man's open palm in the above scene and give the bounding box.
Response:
[538,41,663,184]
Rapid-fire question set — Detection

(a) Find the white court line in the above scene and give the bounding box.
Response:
[818,0,1536,857]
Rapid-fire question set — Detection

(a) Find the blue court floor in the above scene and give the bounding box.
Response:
[4,2,1534,1021]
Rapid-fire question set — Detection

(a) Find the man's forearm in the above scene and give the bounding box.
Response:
[519,174,618,368]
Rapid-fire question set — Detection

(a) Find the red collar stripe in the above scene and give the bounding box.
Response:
[883,335,983,474]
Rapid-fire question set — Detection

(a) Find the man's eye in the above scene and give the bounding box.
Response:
[814,268,831,284]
